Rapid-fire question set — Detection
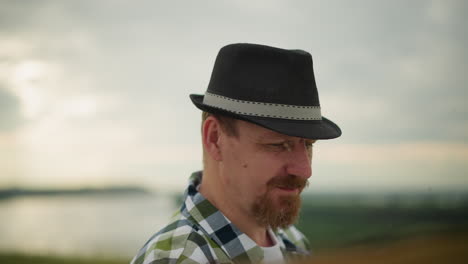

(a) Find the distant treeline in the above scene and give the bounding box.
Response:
[0,186,149,200]
[302,191,468,208]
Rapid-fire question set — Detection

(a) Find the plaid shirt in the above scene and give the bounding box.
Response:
[131,171,310,264]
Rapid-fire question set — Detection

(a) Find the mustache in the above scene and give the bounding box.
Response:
[267,175,309,190]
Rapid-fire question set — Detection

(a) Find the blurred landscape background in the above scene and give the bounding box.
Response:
[1,0,467,263]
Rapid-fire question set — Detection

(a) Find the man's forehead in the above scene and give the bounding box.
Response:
[237,119,315,142]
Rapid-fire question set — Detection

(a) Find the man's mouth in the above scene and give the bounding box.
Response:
[267,175,307,195]
[276,186,300,193]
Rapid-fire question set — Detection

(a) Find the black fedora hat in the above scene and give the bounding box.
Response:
[190,43,341,140]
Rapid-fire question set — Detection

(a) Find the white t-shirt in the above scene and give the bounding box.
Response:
[261,228,284,263]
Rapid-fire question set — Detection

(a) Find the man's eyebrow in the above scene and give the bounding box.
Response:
[255,133,289,142]
[256,134,317,143]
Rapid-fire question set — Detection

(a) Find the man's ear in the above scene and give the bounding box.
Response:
[202,116,222,161]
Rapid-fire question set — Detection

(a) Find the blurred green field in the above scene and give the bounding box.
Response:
[302,231,468,264]
[297,192,468,250]
[0,253,127,264]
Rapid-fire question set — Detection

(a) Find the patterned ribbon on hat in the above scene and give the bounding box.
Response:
[203,92,322,120]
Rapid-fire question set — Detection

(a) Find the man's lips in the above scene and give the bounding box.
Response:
[267,175,307,194]
[276,186,300,193]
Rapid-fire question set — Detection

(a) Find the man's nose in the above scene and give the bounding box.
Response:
[285,142,312,179]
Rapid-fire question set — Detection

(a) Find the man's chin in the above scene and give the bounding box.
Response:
[252,192,302,229]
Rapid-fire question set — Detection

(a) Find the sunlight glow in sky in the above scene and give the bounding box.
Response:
[0,0,466,192]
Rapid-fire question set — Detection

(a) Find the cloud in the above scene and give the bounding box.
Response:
[315,141,468,164]
[0,85,23,132]
[313,0,468,143]
[0,1,466,189]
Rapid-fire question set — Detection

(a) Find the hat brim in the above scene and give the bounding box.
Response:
[190,94,341,140]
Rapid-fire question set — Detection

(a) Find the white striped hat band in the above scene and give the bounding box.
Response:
[202,92,322,120]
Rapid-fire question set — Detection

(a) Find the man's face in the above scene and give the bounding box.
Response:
[218,120,314,229]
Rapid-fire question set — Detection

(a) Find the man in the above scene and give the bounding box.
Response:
[131,43,341,264]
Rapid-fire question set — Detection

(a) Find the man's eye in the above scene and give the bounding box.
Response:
[267,142,289,151]
[269,143,285,148]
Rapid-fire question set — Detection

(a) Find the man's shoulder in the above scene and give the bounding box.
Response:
[130,213,218,264]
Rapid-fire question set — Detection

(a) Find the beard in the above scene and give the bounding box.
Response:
[252,175,308,230]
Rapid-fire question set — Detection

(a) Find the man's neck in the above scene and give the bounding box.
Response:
[199,168,273,247]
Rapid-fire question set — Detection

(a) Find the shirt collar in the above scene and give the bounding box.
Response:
[180,171,306,263]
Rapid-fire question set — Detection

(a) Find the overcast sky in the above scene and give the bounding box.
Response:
[0,0,467,192]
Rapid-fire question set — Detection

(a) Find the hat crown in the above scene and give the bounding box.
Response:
[207,43,320,106]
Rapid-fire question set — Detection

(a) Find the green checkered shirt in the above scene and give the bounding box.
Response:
[130,171,310,264]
